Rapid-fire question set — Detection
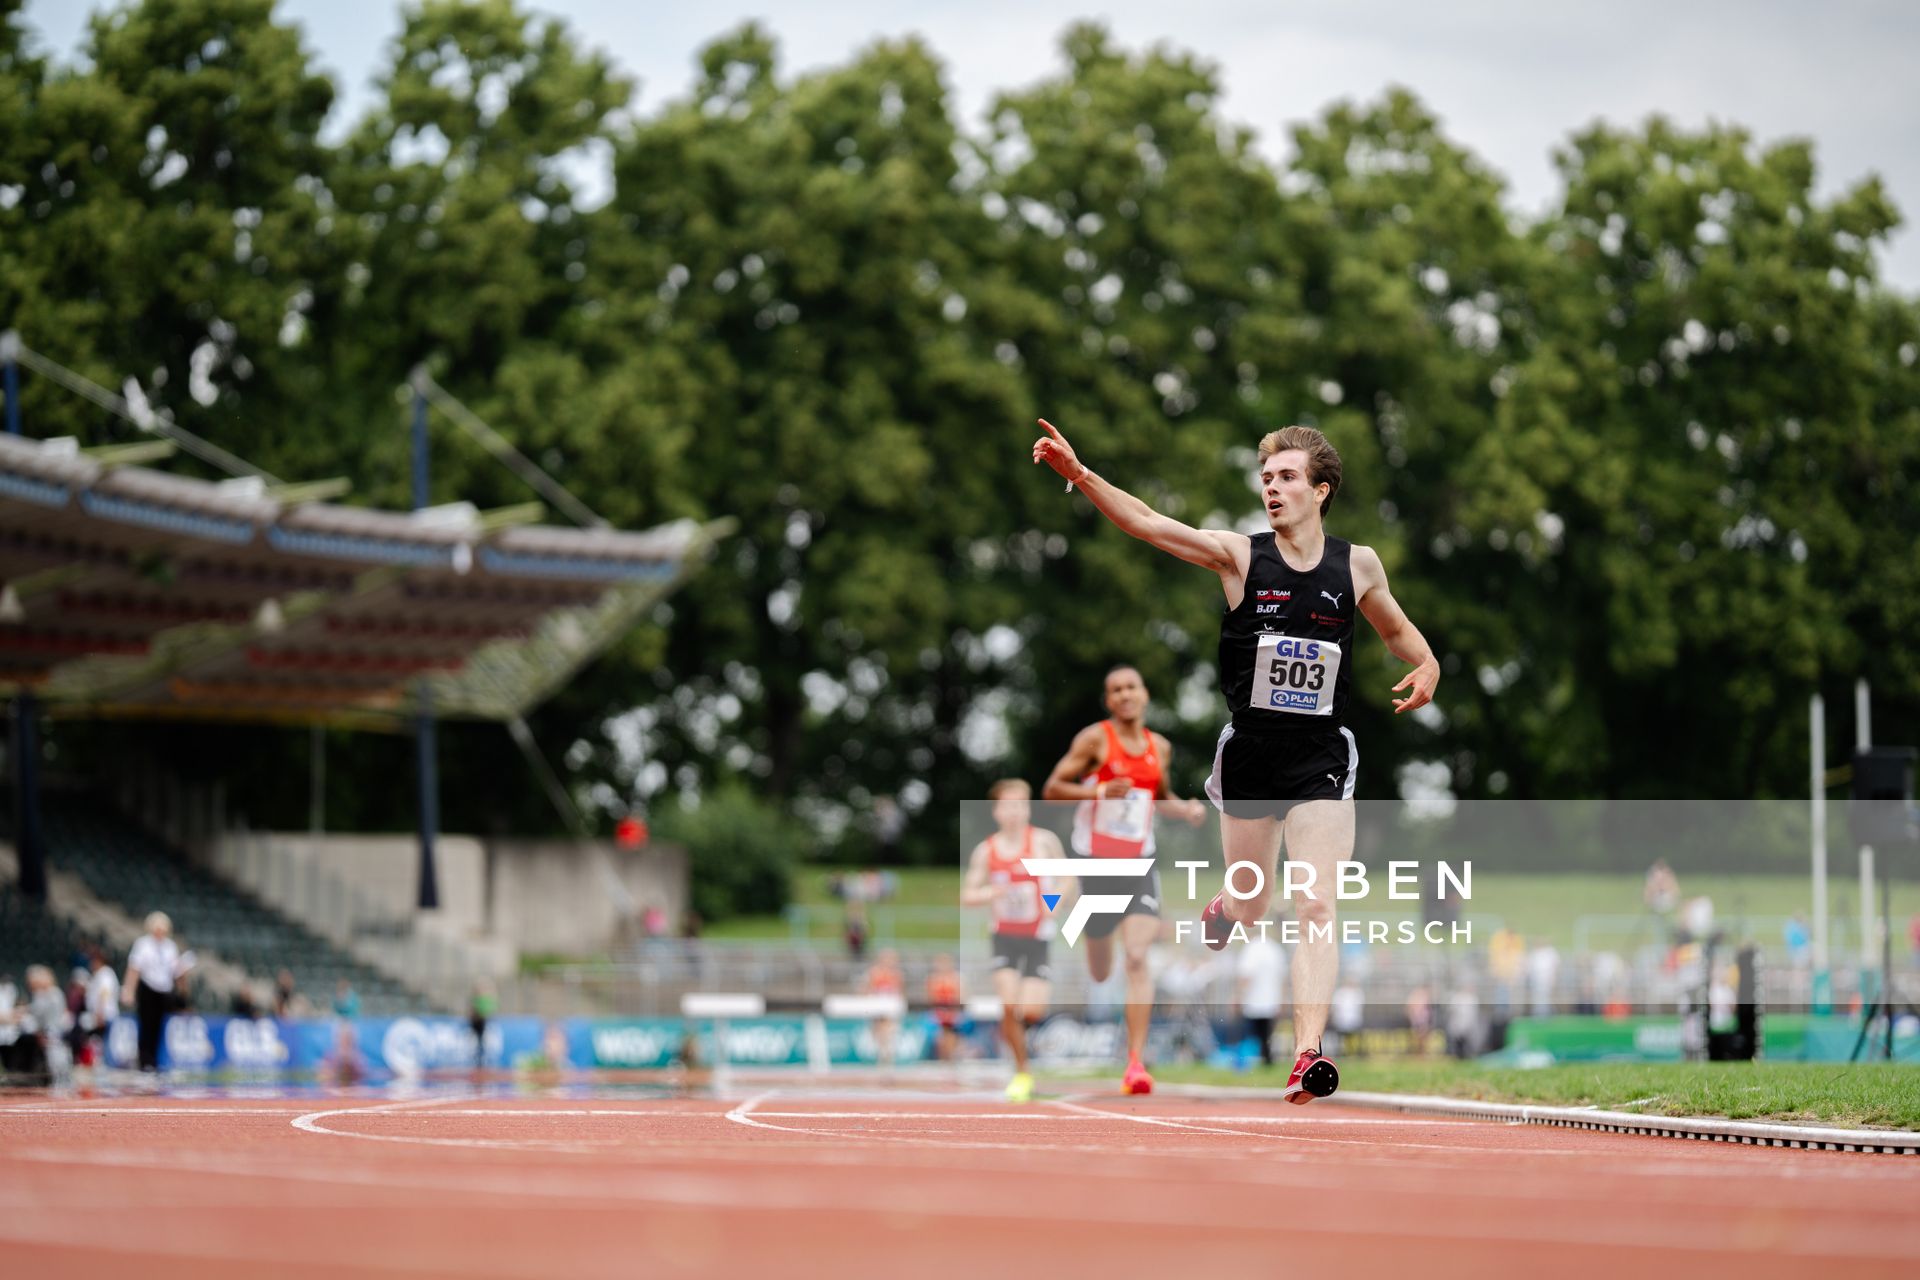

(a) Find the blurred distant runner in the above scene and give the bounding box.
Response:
[1032,420,1438,1105]
[864,948,904,1072]
[925,953,965,1064]
[1043,666,1206,1095]
[961,779,1064,1101]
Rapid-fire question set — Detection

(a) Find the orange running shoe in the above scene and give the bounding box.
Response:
[1121,1057,1154,1095]
[1282,1046,1339,1105]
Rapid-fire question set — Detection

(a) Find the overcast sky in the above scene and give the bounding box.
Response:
[24,1,1920,286]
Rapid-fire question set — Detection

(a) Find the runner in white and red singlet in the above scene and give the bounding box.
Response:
[961,778,1064,1102]
[1043,666,1206,1095]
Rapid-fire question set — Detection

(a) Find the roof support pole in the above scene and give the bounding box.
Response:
[3,329,20,436]
[411,372,440,911]
[4,335,41,899]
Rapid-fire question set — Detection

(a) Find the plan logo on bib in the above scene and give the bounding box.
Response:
[1017,858,1155,946]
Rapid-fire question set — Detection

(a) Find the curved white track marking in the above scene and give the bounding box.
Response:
[725,1089,1586,1162]
[721,1090,1185,1155]
[291,1091,617,1151]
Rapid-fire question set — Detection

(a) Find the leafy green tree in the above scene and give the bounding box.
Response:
[1460,120,1919,796]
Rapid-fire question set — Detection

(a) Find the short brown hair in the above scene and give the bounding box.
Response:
[1258,426,1342,517]
[987,778,1031,801]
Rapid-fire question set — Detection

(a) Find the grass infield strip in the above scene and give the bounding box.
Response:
[1149,1060,1920,1147]
[1327,1091,1920,1155]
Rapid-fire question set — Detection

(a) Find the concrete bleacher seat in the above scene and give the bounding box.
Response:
[38,799,436,1017]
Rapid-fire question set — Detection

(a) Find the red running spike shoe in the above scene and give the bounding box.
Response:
[1282,1046,1339,1105]
[1121,1057,1154,1095]
[1199,892,1233,952]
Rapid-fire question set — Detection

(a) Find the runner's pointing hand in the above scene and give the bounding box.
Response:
[1032,419,1088,488]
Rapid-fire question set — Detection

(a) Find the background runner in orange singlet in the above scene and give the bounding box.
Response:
[1044,666,1206,1095]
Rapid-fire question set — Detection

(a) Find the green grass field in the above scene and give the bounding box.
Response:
[1148,1059,1920,1130]
[704,866,1904,951]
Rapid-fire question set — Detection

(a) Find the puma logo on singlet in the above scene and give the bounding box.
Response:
[1320,590,1343,607]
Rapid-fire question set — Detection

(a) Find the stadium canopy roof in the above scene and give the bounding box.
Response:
[0,432,719,729]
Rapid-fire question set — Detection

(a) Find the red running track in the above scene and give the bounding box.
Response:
[2,1084,1917,1278]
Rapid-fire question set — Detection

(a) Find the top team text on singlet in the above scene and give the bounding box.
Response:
[1218,534,1356,729]
[1072,720,1162,858]
[986,827,1044,937]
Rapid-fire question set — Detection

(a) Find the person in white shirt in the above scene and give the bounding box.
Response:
[1236,933,1287,1067]
[125,912,180,1073]
[83,947,120,1066]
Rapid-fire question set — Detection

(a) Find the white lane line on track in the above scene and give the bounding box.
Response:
[1046,1094,1603,1158]
[0,1107,319,1115]
[727,1088,1599,1162]
[8,1140,1913,1262]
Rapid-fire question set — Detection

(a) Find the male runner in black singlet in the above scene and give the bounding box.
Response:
[1031,420,1439,1104]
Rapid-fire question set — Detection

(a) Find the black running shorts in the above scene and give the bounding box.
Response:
[1204,722,1357,819]
[991,932,1052,980]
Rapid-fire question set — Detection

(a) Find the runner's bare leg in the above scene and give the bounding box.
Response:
[1280,798,1354,1052]
[993,967,1029,1072]
[1118,913,1159,1062]
[1219,812,1285,928]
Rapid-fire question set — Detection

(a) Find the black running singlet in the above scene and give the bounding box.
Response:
[1218,534,1356,730]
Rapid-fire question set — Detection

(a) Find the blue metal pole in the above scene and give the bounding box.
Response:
[411,373,440,910]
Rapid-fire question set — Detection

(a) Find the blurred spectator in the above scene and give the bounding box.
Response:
[327,1020,365,1087]
[125,911,181,1072]
[1678,895,1715,946]
[1236,932,1286,1067]
[332,979,361,1019]
[273,969,301,1018]
[1488,928,1524,1015]
[1526,944,1561,1019]
[469,978,497,1070]
[1446,983,1481,1059]
[1908,914,1920,970]
[1783,914,1811,970]
[1329,982,1364,1058]
[1404,984,1433,1056]
[63,966,89,1060]
[640,902,668,938]
[230,984,259,1020]
[844,899,869,962]
[0,974,15,1064]
[1643,860,1680,918]
[925,954,964,1063]
[5,965,72,1084]
[83,948,118,1066]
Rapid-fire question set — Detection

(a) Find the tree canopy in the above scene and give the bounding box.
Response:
[4,1,1916,862]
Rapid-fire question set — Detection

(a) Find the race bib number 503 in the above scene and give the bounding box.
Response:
[1253,634,1340,715]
